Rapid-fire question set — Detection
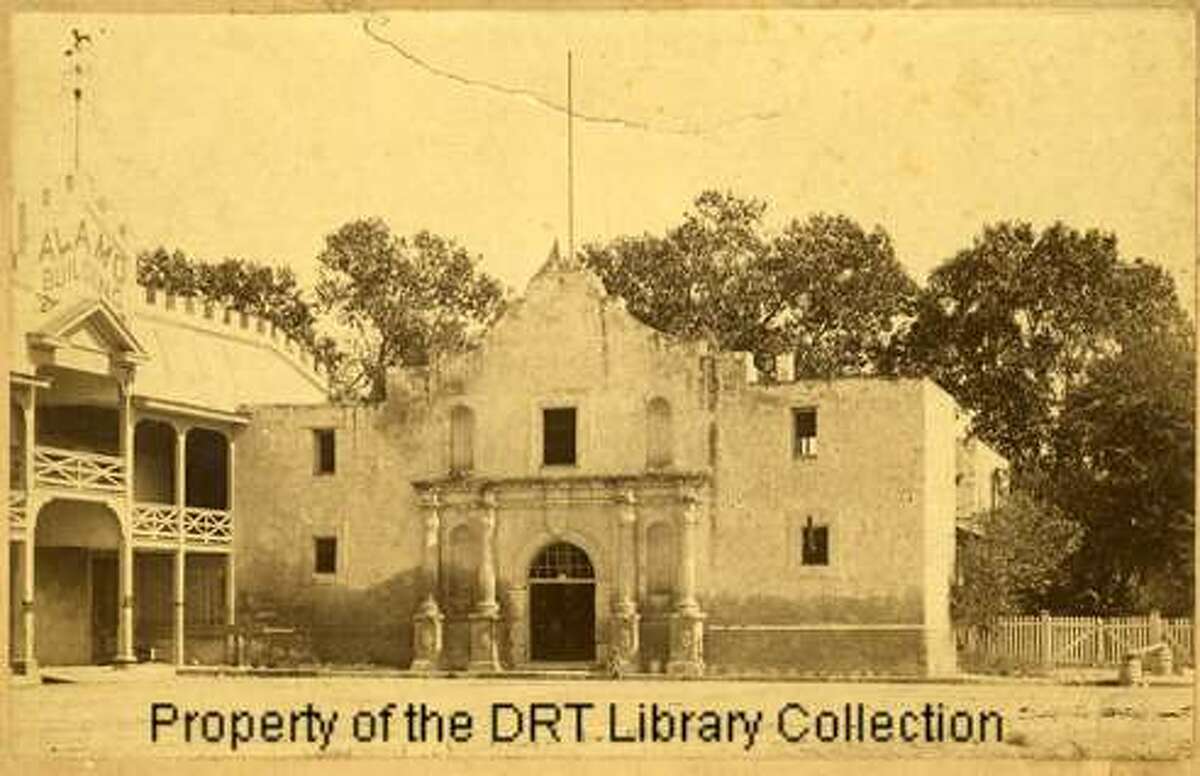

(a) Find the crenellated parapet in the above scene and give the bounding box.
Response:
[135,285,327,386]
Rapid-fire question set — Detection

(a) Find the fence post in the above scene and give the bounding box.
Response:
[1039,610,1053,669]
[1149,610,1163,646]
[1095,616,1106,665]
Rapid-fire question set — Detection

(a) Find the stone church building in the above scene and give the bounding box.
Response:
[236,246,1006,677]
[5,175,1006,678]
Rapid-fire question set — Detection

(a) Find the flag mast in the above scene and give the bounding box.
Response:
[567,50,574,266]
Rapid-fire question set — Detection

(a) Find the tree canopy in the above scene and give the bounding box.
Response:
[581,190,920,378]
[137,248,320,347]
[897,222,1188,471]
[314,219,506,401]
[897,220,1193,614]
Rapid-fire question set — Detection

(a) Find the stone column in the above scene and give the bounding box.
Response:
[468,489,500,672]
[610,489,640,672]
[506,586,528,667]
[114,382,136,666]
[411,491,444,672]
[668,487,705,677]
[172,422,189,666]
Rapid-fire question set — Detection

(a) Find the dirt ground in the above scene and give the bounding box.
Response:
[2,672,1192,761]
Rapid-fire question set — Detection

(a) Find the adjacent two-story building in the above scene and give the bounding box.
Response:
[6,174,326,672]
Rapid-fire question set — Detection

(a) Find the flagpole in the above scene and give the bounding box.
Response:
[567,51,574,265]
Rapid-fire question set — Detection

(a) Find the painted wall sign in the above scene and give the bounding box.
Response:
[37,216,131,311]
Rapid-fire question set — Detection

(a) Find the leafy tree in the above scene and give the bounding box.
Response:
[314,219,506,401]
[581,191,919,377]
[902,221,1194,613]
[952,491,1082,626]
[137,248,321,348]
[1049,327,1195,614]
[898,222,1187,471]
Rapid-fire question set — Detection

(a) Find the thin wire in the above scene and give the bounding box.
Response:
[361,15,783,138]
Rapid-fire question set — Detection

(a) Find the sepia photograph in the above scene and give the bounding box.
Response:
[1,4,1195,770]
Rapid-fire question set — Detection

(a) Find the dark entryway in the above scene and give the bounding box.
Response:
[91,552,118,664]
[528,542,595,662]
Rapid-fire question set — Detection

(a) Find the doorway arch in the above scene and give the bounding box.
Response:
[528,541,596,662]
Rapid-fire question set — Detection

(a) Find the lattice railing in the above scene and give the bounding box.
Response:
[133,502,182,542]
[183,507,233,545]
[33,445,126,494]
[9,490,27,529]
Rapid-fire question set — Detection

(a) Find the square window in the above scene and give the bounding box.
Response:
[543,407,577,466]
[314,537,337,575]
[800,517,829,566]
[313,429,336,474]
[793,408,818,458]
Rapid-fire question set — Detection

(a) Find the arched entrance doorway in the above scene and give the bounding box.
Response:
[33,499,122,665]
[528,542,595,662]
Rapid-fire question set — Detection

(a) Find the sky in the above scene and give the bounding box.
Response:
[11,10,1196,306]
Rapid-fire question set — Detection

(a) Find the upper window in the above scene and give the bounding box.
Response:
[314,536,337,575]
[792,408,818,459]
[313,428,336,475]
[800,516,829,566]
[543,407,577,466]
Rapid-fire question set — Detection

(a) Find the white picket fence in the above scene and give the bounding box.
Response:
[957,612,1194,667]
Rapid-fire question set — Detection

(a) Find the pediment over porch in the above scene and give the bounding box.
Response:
[27,297,148,376]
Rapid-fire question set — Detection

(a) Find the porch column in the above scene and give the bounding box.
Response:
[611,489,640,672]
[411,491,444,672]
[172,422,189,666]
[21,386,35,494]
[468,489,500,672]
[225,552,236,664]
[173,549,185,666]
[16,388,37,674]
[668,487,705,677]
[20,534,36,674]
[115,533,136,665]
[115,379,136,665]
[224,434,237,663]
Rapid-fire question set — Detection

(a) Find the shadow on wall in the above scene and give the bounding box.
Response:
[239,569,423,668]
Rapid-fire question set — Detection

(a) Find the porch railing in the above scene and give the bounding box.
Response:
[132,502,181,542]
[132,501,233,546]
[33,445,127,494]
[184,507,233,545]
